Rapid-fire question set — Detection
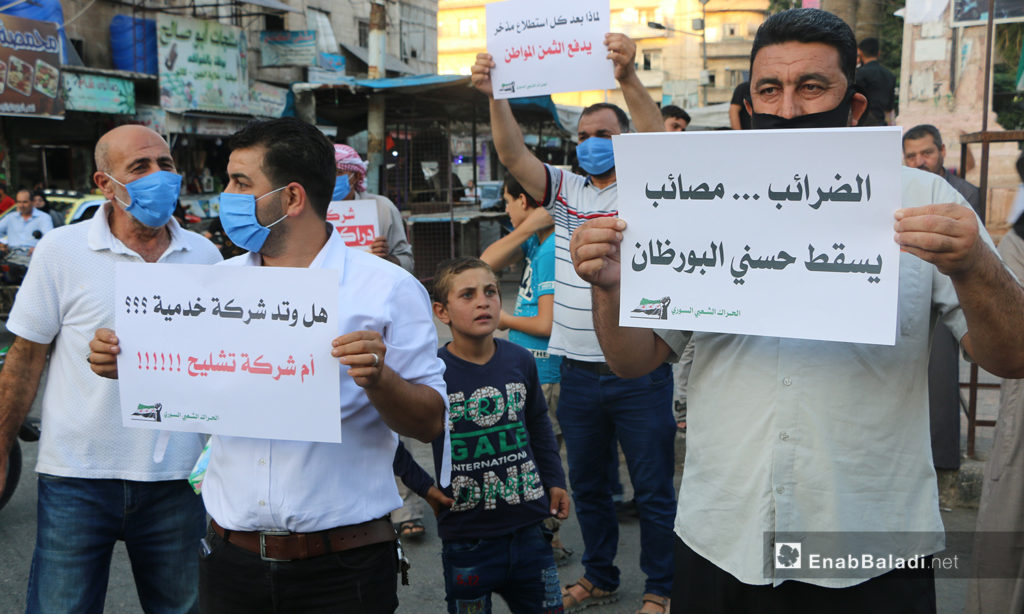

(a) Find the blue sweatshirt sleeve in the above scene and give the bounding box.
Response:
[393,440,435,498]
[523,356,566,491]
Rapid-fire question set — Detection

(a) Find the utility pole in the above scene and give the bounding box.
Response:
[366,0,387,194]
[700,0,710,107]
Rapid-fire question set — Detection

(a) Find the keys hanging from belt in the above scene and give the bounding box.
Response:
[395,538,411,585]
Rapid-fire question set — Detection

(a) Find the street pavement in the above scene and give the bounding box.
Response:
[0,279,1000,614]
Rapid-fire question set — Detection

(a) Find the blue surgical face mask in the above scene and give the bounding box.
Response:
[105,170,181,228]
[332,174,351,201]
[575,137,616,176]
[218,186,288,253]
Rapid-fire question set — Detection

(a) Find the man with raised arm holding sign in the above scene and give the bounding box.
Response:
[569,9,1024,612]
[473,32,674,614]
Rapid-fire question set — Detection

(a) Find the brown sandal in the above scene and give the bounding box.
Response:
[562,577,619,613]
[636,592,669,614]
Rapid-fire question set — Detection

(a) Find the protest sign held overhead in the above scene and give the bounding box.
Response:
[486,0,614,99]
[615,127,903,345]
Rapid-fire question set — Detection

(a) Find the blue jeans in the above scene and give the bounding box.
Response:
[557,361,676,597]
[27,475,205,614]
[442,522,563,614]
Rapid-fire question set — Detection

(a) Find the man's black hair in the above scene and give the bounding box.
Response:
[580,102,630,133]
[228,118,335,218]
[902,124,943,148]
[661,105,691,124]
[750,8,858,87]
[858,37,880,58]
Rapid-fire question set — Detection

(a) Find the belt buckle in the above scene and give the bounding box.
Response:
[259,530,291,562]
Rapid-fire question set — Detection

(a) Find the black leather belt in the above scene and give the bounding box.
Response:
[212,517,395,562]
[564,358,615,376]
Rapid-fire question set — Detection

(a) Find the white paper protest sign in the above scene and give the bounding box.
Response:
[327,199,379,251]
[115,263,341,442]
[614,127,903,345]
[486,0,614,99]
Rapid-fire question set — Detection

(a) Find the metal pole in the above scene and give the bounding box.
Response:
[471,105,478,204]
[979,0,994,224]
[366,1,388,194]
[701,3,707,106]
[966,0,996,460]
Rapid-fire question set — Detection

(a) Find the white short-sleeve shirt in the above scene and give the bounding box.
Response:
[7,203,222,480]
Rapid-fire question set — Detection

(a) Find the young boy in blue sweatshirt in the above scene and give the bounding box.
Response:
[427,256,569,614]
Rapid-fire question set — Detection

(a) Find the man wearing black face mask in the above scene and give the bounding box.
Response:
[569,9,1024,613]
[0,124,221,613]
[472,33,676,614]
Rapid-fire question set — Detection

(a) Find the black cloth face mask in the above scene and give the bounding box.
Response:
[749,88,855,130]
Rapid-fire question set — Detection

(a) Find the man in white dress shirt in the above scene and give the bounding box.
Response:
[89,118,447,613]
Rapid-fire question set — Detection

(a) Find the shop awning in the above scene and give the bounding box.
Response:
[293,75,577,134]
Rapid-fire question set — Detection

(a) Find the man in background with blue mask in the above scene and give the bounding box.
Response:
[332,144,415,274]
[0,124,221,613]
[472,33,676,614]
[89,117,447,613]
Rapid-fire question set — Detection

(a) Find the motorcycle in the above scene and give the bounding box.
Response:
[0,344,40,512]
[0,419,39,511]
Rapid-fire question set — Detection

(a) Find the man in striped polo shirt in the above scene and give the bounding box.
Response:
[471,33,677,614]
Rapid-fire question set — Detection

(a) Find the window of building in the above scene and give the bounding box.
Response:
[458,18,478,37]
[401,2,437,65]
[724,23,739,38]
[610,9,624,31]
[727,69,747,87]
[358,19,369,48]
[638,7,662,26]
[264,14,284,31]
[641,49,662,72]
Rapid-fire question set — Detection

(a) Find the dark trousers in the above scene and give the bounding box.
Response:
[198,523,398,614]
[928,322,962,469]
[671,536,937,614]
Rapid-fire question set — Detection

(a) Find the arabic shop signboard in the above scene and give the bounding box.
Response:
[307,66,349,85]
[115,262,342,442]
[157,14,248,114]
[249,81,288,118]
[63,72,135,114]
[615,127,903,346]
[134,104,168,135]
[327,199,380,251]
[486,0,614,99]
[259,30,317,67]
[0,15,63,118]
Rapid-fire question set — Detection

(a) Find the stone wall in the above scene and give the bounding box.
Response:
[897,8,1019,239]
